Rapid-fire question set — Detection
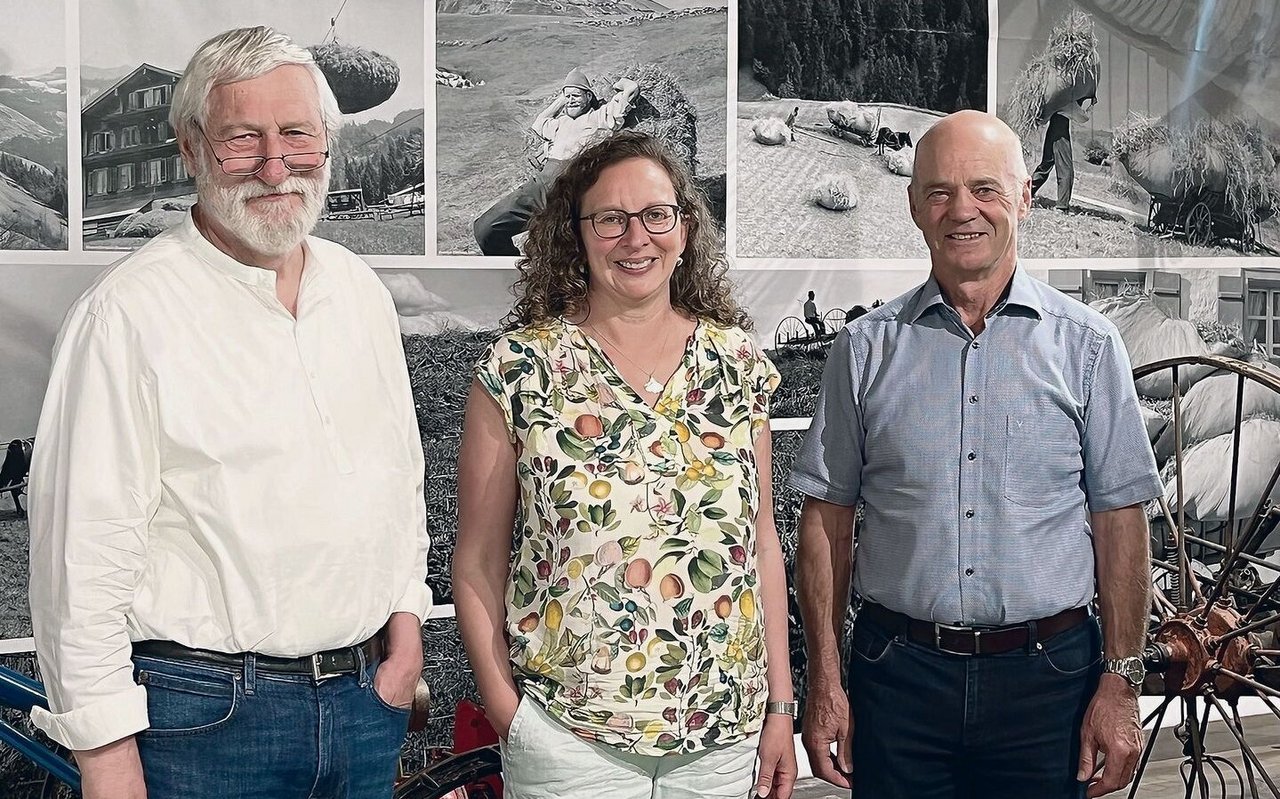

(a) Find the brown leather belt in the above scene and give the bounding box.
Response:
[859,602,1090,656]
[132,636,383,680]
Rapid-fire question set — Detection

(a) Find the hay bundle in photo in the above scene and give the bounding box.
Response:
[1111,113,1280,224]
[811,173,859,211]
[1005,10,1099,140]
[309,42,401,115]
[750,116,789,145]
[522,63,698,176]
[886,147,915,177]
[826,101,876,138]
[112,197,195,238]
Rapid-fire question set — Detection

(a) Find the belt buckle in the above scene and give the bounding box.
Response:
[934,622,978,656]
[310,652,342,681]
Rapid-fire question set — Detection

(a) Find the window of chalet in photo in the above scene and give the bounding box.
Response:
[171,155,186,181]
[143,158,166,186]
[88,131,113,153]
[1245,280,1280,359]
[122,126,140,147]
[117,164,133,192]
[127,84,171,111]
[87,168,109,195]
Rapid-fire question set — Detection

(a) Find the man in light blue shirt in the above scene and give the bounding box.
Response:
[791,110,1161,799]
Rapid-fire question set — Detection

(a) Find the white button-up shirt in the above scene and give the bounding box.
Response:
[28,212,431,750]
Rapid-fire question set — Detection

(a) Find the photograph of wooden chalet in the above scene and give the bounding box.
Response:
[81,64,192,240]
[79,0,425,256]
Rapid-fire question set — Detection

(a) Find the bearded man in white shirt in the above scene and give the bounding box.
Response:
[27,27,430,799]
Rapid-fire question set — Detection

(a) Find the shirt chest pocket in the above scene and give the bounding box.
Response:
[1002,414,1084,508]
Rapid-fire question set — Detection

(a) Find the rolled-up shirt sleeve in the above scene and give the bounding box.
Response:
[377,290,433,623]
[1081,326,1163,512]
[787,328,865,506]
[28,300,158,750]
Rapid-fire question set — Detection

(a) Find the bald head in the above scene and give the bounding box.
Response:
[911,110,1028,198]
[906,110,1032,282]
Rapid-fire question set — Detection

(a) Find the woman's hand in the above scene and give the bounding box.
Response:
[754,713,798,798]
[487,688,523,741]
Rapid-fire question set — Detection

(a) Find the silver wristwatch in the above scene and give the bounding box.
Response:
[1102,656,1145,689]
[765,700,799,718]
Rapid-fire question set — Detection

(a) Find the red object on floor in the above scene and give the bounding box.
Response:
[453,699,499,752]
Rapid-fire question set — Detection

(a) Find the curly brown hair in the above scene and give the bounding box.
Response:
[506,131,750,331]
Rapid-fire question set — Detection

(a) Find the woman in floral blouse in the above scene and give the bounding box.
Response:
[454,131,797,799]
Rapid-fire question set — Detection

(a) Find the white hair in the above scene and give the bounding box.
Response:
[169,26,341,144]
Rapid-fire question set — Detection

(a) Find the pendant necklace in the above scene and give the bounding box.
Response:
[585,319,673,395]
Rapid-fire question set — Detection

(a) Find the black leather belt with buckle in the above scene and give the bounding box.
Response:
[859,602,1090,656]
[132,636,384,680]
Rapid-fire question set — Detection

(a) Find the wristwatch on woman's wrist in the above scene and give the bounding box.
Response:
[765,700,799,718]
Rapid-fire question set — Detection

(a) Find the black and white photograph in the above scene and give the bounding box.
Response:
[436,0,729,256]
[736,0,988,260]
[0,0,69,251]
[79,0,426,256]
[998,0,1280,258]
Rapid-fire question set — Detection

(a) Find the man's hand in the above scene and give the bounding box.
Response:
[1078,674,1143,797]
[754,713,798,798]
[375,613,425,709]
[76,736,147,799]
[801,682,852,788]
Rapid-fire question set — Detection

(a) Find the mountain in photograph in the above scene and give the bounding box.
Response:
[0,66,68,249]
[436,0,669,16]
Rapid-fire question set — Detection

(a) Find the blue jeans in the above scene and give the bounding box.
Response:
[849,609,1101,799]
[133,651,409,799]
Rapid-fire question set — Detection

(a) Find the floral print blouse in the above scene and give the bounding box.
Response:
[477,317,781,755]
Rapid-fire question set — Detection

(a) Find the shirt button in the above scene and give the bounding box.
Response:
[968,395,978,404]
[971,341,981,349]
[964,509,975,518]
[967,451,977,461]
[965,567,975,576]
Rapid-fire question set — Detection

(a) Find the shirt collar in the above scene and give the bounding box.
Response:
[904,265,1043,324]
[178,208,322,294]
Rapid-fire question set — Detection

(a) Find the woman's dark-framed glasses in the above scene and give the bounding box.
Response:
[579,204,681,239]
[199,129,329,177]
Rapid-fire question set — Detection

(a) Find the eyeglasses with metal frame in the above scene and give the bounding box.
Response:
[578,204,682,239]
[198,127,329,177]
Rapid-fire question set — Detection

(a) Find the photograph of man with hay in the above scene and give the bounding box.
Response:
[436,1,728,256]
[1005,10,1100,212]
[997,0,1280,258]
[470,68,639,255]
[736,0,988,260]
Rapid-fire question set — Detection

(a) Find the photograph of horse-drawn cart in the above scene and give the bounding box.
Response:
[998,1,1280,259]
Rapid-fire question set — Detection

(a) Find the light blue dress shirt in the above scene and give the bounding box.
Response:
[788,268,1162,625]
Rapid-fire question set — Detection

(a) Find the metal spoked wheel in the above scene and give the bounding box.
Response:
[393,746,502,799]
[1184,202,1214,248]
[822,308,847,335]
[773,316,812,351]
[1133,355,1280,798]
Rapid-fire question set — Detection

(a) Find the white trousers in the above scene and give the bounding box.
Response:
[499,697,761,799]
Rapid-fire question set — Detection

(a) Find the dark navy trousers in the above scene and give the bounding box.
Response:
[849,610,1102,799]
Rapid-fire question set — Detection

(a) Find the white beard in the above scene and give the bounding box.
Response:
[196,164,329,257]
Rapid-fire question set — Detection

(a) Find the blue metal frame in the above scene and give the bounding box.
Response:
[0,664,82,793]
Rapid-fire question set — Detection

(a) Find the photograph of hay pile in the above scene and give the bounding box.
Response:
[736,0,987,260]
[1049,267,1280,587]
[79,0,426,256]
[997,0,1280,258]
[436,0,728,256]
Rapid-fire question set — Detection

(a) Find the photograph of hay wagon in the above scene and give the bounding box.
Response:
[1146,185,1274,254]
